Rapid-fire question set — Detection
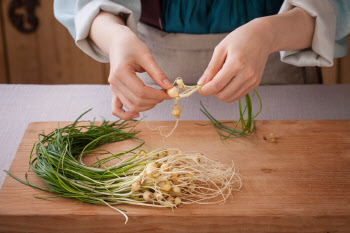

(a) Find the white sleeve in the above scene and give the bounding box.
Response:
[75,0,139,63]
[278,0,336,67]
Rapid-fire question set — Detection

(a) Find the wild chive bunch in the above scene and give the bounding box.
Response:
[5,110,241,223]
[131,148,241,209]
[199,90,262,139]
[5,110,145,222]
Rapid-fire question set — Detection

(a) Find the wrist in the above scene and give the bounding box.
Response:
[107,24,133,54]
[90,12,128,55]
[255,7,315,53]
[248,18,276,55]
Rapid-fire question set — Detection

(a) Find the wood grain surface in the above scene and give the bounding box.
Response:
[340,36,350,84]
[0,0,108,84]
[321,35,350,84]
[0,120,350,233]
[0,3,8,83]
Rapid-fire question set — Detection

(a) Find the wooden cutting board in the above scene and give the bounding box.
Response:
[1,120,350,233]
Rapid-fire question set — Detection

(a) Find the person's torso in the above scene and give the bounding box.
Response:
[140,0,284,34]
[136,0,320,85]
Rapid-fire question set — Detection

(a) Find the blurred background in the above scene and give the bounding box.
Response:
[0,0,349,85]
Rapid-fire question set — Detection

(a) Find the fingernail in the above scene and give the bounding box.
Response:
[197,76,207,85]
[163,79,173,87]
[132,113,140,118]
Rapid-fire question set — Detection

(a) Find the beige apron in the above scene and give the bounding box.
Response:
[137,22,320,85]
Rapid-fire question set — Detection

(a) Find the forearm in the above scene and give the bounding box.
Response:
[255,7,316,53]
[89,12,128,55]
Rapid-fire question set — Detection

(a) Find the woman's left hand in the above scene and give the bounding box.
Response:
[198,19,273,102]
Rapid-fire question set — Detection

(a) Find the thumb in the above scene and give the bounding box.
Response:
[198,46,226,85]
[140,54,173,89]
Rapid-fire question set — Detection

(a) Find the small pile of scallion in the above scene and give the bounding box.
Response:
[199,90,262,139]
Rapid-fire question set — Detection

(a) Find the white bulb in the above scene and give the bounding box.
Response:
[167,87,179,98]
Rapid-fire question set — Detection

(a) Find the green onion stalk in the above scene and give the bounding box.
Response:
[4,109,242,223]
[4,109,149,222]
[199,90,262,139]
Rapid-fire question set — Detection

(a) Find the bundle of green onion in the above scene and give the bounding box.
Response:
[199,90,262,139]
[5,110,241,223]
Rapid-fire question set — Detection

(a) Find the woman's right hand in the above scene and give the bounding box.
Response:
[90,12,173,120]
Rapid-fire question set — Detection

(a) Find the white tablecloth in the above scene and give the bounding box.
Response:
[1,84,349,186]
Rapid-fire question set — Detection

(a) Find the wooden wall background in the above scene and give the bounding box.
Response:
[0,0,348,85]
[0,1,8,83]
[0,0,109,84]
[322,36,350,84]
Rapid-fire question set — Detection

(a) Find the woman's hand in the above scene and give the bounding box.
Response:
[198,7,315,102]
[107,25,173,120]
[198,19,272,102]
[90,12,173,120]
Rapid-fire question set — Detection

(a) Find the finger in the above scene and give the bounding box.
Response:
[110,81,161,107]
[111,94,138,120]
[116,69,170,101]
[226,79,258,103]
[214,72,257,103]
[199,60,241,97]
[226,67,261,102]
[116,91,156,113]
[139,54,173,89]
[232,85,257,102]
[197,46,227,85]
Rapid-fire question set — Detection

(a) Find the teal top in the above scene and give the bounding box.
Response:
[54,0,350,59]
[161,0,284,34]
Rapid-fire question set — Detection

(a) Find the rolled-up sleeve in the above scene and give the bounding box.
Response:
[278,0,349,67]
[54,0,141,62]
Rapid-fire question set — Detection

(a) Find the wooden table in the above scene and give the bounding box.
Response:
[1,120,349,232]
